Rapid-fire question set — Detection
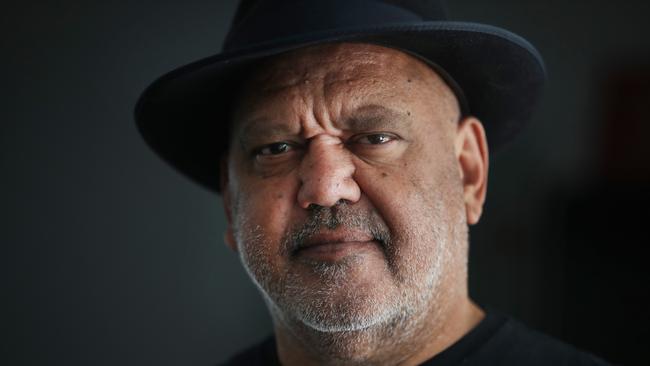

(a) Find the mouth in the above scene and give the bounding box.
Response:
[292,230,382,262]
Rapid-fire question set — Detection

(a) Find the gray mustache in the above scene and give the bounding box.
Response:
[283,202,392,255]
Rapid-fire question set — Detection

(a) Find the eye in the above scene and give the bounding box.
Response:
[353,133,397,145]
[256,142,293,156]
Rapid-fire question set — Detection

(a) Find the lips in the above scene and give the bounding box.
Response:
[292,229,380,261]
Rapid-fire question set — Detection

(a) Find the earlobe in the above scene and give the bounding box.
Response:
[455,117,489,225]
[220,155,238,252]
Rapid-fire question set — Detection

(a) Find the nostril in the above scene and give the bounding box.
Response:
[307,203,322,211]
[305,200,351,213]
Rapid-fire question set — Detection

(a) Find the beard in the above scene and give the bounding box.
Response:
[233,196,461,337]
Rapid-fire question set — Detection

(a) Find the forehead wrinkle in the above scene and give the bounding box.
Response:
[251,43,404,92]
[232,42,461,146]
[342,104,407,131]
[239,118,297,142]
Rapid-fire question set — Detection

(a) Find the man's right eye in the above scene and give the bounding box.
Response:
[257,142,293,156]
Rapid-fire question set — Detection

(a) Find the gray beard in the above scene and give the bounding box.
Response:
[235,200,454,336]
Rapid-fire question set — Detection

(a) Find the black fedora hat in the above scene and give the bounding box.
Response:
[134,0,546,193]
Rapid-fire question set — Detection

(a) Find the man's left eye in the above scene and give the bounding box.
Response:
[354,133,396,145]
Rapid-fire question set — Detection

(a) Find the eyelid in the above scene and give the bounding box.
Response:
[349,132,400,145]
[250,132,399,158]
[253,140,301,157]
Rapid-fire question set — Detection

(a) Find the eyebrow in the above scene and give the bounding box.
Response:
[240,118,296,138]
[236,117,297,149]
[236,104,409,148]
[343,104,409,131]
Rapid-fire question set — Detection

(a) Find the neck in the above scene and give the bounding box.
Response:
[273,296,485,366]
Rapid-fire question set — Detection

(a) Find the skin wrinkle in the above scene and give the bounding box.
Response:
[232,44,459,138]
[240,104,408,151]
[223,42,486,366]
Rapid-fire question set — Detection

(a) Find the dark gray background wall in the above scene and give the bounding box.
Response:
[3,1,649,365]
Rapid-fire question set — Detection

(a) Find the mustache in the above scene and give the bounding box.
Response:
[282,202,392,255]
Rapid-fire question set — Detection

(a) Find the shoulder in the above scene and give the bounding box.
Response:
[217,336,279,366]
[469,314,612,366]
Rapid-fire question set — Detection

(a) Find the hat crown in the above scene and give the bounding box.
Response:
[224,0,449,51]
[135,0,545,193]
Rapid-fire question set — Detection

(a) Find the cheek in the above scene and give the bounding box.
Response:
[233,190,293,285]
[231,175,299,253]
[354,149,441,219]
[236,191,290,234]
[354,148,463,251]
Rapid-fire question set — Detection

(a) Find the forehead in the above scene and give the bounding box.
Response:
[245,43,426,87]
[231,42,460,133]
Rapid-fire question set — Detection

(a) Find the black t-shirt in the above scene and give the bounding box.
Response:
[220,310,612,365]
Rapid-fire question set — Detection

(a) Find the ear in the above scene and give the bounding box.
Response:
[454,116,489,225]
[220,155,238,252]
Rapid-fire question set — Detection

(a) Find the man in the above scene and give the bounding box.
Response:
[135,1,611,365]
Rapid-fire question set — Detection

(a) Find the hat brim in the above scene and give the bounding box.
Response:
[135,21,546,193]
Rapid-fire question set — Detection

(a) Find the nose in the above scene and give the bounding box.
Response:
[296,136,361,209]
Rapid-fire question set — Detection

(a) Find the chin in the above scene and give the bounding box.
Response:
[273,298,417,364]
[280,282,412,334]
[299,306,395,333]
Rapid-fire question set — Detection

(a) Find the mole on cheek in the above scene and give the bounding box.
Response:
[381,172,388,178]
[276,193,284,199]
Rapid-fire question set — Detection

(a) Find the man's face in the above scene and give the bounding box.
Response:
[222,43,487,336]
